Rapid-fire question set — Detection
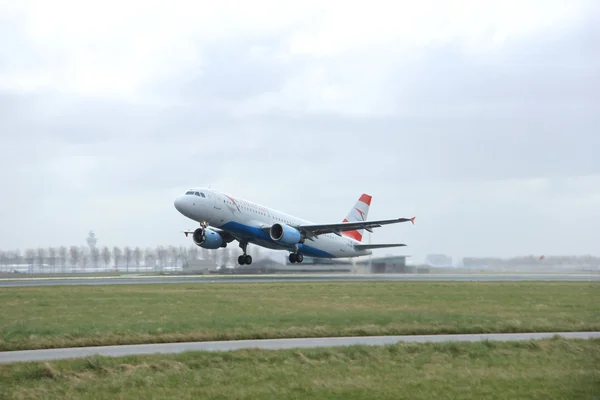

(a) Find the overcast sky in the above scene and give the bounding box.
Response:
[1,0,598,263]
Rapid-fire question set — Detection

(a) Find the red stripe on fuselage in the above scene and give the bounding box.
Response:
[343,230,362,241]
[341,218,363,241]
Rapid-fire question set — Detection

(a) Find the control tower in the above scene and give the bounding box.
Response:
[86,230,98,250]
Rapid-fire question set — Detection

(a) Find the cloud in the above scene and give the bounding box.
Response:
[0,0,598,262]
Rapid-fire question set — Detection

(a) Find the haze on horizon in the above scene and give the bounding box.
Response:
[1,0,598,263]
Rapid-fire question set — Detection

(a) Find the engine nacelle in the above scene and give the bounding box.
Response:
[192,227,226,249]
[269,223,302,246]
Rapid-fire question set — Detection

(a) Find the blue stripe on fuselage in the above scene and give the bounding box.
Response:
[220,221,335,258]
[221,221,271,240]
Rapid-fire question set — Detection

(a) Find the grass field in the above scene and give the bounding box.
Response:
[1,282,598,351]
[1,338,598,399]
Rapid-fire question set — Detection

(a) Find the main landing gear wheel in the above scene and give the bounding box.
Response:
[289,253,304,263]
[238,254,253,265]
[238,242,252,265]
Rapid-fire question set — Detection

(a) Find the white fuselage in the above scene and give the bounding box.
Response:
[173,188,372,259]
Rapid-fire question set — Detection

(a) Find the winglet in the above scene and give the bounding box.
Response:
[410,217,416,225]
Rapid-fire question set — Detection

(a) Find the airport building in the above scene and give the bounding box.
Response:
[424,254,452,267]
[182,258,217,274]
[356,255,411,273]
[286,256,351,266]
[282,255,414,273]
[181,254,416,274]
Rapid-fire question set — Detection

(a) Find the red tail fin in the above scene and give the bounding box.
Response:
[342,193,372,242]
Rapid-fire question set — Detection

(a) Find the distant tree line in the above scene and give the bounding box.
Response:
[0,244,264,273]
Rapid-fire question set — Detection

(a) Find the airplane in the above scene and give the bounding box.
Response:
[173,188,415,266]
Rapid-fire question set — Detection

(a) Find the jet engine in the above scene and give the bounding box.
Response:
[192,227,227,249]
[269,223,302,246]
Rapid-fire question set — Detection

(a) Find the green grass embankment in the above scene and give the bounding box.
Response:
[1,282,598,351]
[0,338,598,399]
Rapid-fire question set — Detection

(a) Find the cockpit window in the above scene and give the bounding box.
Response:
[185,190,206,197]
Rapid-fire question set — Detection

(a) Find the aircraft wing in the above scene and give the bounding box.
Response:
[295,217,415,239]
[354,243,406,250]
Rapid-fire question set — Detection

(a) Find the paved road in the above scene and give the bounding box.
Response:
[1,273,599,287]
[1,332,598,364]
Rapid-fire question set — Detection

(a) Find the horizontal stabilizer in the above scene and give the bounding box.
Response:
[354,243,407,250]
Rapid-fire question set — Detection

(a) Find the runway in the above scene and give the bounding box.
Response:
[1,331,598,364]
[1,273,599,287]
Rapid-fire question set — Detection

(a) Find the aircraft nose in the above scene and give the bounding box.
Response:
[174,196,184,213]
